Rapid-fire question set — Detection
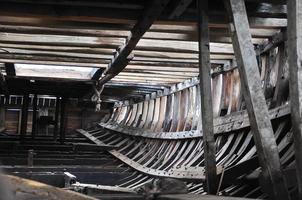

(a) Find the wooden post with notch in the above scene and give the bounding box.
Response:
[224,0,290,199]
[197,0,218,194]
[287,0,302,198]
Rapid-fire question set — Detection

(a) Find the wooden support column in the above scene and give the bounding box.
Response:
[53,96,60,141]
[0,106,5,133]
[224,0,290,199]
[20,93,30,142]
[197,0,218,194]
[59,97,67,144]
[287,0,302,198]
[31,94,38,138]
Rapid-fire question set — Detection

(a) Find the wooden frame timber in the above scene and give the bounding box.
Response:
[224,0,290,199]
[197,0,218,194]
[99,103,290,140]
[287,0,302,198]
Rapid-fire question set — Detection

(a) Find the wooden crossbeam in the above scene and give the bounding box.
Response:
[197,0,218,194]
[92,0,171,82]
[287,0,302,198]
[224,0,290,199]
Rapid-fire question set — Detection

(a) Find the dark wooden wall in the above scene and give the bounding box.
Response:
[3,105,111,135]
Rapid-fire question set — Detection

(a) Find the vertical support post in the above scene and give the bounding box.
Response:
[59,97,67,144]
[31,94,38,138]
[224,0,290,199]
[287,0,302,198]
[54,96,60,141]
[197,0,218,194]
[0,106,5,132]
[20,93,30,142]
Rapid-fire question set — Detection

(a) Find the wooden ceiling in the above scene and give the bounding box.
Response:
[0,0,287,102]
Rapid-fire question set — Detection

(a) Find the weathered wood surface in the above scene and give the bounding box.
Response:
[158,194,255,200]
[224,0,290,199]
[198,0,218,194]
[0,175,97,200]
[100,103,290,139]
[287,0,302,198]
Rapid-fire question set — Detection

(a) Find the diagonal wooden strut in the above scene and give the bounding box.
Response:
[91,0,171,85]
[224,0,290,199]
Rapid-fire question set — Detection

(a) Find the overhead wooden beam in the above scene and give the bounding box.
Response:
[197,0,218,194]
[92,0,171,82]
[287,0,302,198]
[5,62,16,76]
[224,0,290,199]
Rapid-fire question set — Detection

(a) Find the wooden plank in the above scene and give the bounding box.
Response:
[158,194,254,200]
[224,0,290,199]
[0,24,268,43]
[92,0,171,82]
[197,0,218,194]
[287,0,302,198]
[0,53,108,65]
